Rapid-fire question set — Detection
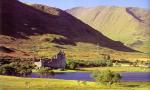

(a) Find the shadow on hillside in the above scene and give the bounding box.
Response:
[1,0,136,52]
[0,46,14,53]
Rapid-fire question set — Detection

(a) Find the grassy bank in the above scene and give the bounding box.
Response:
[0,75,150,90]
[80,66,150,72]
[33,66,150,73]
[32,69,79,73]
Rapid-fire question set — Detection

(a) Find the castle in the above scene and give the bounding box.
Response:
[34,50,66,69]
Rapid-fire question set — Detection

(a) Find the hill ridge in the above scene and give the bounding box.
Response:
[0,0,136,52]
[66,6,150,53]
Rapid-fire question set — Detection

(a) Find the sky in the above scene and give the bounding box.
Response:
[19,0,150,10]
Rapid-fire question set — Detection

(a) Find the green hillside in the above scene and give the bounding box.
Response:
[67,6,150,53]
[0,0,149,61]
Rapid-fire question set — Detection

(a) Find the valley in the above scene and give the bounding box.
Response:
[0,0,150,90]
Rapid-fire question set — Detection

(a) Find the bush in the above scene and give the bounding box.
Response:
[66,59,114,68]
[66,60,78,70]
[92,70,121,88]
[144,61,150,68]
[37,67,50,73]
[106,60,113,67]
[93,60,107,67]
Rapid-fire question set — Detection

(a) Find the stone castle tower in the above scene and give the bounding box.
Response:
[34,50,66,69]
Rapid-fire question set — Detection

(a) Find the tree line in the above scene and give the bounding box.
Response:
[0,56,35,76]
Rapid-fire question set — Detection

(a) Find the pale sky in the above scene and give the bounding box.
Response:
[19,0,150,10]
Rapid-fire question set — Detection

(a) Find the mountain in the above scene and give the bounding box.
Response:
[66,6,150,53]
[0,0,148,61]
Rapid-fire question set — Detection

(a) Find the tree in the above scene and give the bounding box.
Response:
[18,64,34,76]
[106,60,113,67]
[69,62,77,70]
[66,60,78,70]
[0,64,16,75]
[0,58,35,76]
[92,70,121,88]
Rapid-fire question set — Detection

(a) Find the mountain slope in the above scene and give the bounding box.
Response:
[1,0,148,61]
[0,0,135,52]
[0,46,31,58]
[66,6,150,53]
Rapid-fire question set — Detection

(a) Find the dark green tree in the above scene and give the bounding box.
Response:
[0,58,35,76]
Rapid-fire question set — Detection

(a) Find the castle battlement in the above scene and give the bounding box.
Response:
[34,50,66,69]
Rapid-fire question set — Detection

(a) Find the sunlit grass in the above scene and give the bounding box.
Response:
[3,34,149,61]
[0,75,150,90]
[80,66,150,72]
[68,7,150,53]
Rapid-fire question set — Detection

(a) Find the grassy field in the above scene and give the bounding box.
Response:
[32,65,150,73]
[2,34,149,61]
[80,66,150,72]
[0,75,150,90]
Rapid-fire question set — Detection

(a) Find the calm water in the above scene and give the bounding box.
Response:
[27,72,150,82]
